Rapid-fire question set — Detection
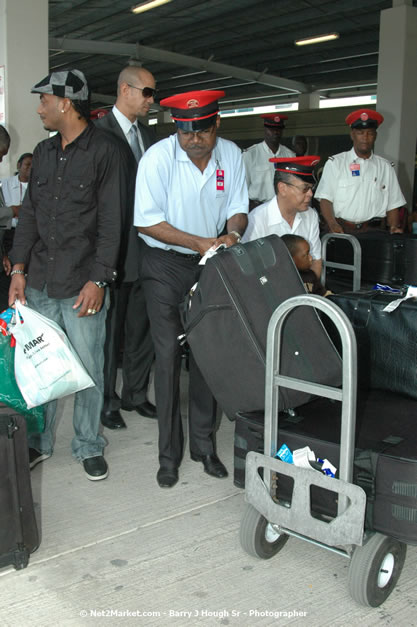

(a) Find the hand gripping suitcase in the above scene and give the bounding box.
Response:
[182,235,342,420]
[328,290,417,400]
[236,388,417,544]
[0,407,39,570]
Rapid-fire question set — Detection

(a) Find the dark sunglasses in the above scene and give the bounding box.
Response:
[127,84,157,99]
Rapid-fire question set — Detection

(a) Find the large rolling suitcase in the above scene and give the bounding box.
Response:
[235,388,417,544]
[0,407,39,570]
[329,290,417,400]
[181,235,342,420]
[324,231,417,290]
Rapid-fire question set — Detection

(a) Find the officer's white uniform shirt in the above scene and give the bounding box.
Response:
[241,195,321,261]
[134,133,248,254]
[315,147,405,223]
[0,174,28,228]
[243,141,295,203]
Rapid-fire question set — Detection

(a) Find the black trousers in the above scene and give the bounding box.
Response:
[141,245,217,469]
[103,278,154,412]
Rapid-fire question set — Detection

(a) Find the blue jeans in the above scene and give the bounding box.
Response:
[26,286,107,461]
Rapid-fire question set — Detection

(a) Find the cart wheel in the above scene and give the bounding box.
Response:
[240,503,289,559]
[347,533,407,607]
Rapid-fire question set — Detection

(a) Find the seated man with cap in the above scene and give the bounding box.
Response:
[134,89,248,488]
[242,156,322,278]
[243,113,295,211]
[315,108,405,234]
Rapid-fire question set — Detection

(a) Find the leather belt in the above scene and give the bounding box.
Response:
[337,218,382,230]
[166,249,201,261]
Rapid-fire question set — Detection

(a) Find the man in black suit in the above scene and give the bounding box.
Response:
[96,65,156,429]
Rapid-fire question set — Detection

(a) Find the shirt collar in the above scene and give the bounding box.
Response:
[112,106,136,137]
[174,133,218,169]
[262,141,283,157]
[48,122,94,152]
[266,196,284,228]
[350,146,374,162]
[267,196,303,229]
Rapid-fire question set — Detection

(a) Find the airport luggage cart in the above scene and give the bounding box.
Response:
[321,232,362,291]
[240,294,407,607]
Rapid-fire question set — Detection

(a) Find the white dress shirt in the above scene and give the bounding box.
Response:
[242,195,321,260]
[112,105,145,155]
[243,141,295,203]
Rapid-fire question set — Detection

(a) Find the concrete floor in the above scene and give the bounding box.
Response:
[0,374,416,626]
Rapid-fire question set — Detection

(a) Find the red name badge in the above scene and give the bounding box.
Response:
[216,169,224,191]
[350,163,360,177]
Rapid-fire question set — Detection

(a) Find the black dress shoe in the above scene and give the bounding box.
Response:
[83,456,109,481]
[190,453,228,478]
[156,467,179,488]
[101,409,126,429]
[121,400,157,419]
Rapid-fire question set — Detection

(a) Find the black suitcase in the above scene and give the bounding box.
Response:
[0,407,39,570]
[325,231,417,289]
[329,290,417,400]
[182,235,342,420]
[235,389,417,544]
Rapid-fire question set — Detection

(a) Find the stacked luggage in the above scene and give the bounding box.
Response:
[183,232,417,548]
[324,231,417,290]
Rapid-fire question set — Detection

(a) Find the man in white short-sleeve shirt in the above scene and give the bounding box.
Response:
[243,113,295,210]
[315,108,405,234]
[242,156,322,278]
[134,89,248,489]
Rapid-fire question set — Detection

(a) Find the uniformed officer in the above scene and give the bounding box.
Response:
[243,113,295,210]
[315,109,406,234]
[133,90,248,488]
[242,156,322,278]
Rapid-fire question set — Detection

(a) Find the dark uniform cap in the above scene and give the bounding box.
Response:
[31,70,89,101]
[160,90,225,131]
[270,155,320,183]
[261,113,288,128]
[345,108,384,129]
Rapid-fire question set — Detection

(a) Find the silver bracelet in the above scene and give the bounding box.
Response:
[229,230,242,243]
[10,269,25,277]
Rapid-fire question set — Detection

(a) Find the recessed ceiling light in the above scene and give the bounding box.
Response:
[295,33,340,46]
[131,0,172,15]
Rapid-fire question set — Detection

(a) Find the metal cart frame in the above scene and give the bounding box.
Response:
[241,294,407,607]
[321,233,362,292]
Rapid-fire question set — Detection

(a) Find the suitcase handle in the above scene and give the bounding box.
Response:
[352,291,387,328]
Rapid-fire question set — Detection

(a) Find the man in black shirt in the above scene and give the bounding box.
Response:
[8,69,125,481]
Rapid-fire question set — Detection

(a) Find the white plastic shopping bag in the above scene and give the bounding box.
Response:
[11,300,94,408]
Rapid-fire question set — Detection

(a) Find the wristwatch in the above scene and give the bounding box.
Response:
[94,281,108,288]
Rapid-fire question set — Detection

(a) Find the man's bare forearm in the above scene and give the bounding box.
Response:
[226,213,248,237]
[320,199,343,233]
[137,221,217,256]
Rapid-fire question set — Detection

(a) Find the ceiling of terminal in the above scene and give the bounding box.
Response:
[48,0,416,113]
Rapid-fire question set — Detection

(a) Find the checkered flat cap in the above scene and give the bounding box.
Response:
[31,70,89,101]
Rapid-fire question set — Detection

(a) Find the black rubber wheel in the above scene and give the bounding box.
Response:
[348,533,407,607]
[239,503,289,559]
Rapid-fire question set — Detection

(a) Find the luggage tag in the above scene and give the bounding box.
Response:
[383,285,417,313]
[199,243,226,266]
[350,163,360,177]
